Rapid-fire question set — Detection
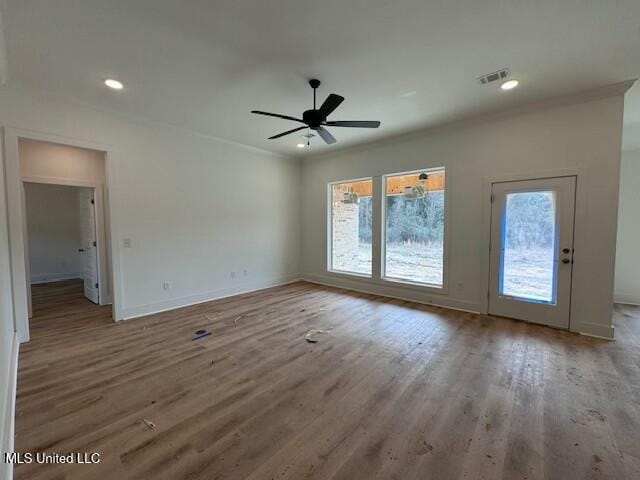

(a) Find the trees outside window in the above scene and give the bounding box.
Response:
[383,170,445,286]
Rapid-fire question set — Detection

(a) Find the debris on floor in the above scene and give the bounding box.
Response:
[305,329,331,343]
[192,329,212,341]
[233,315,243,325]
[143,419,156,430]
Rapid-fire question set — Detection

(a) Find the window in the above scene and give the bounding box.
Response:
[329,179,372,276]
[383,169,445,287]
[501,190,557,303]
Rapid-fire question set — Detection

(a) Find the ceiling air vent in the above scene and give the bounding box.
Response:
[478,68,510,85]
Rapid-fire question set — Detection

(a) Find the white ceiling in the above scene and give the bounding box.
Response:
[1,0,640,157]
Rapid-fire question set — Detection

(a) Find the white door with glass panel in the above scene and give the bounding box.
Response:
[488,177,576,329]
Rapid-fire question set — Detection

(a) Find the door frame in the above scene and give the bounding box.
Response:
[487,176,576,329]
[2,126,124,343]
[480,167,588,333]
[22,180,107,312]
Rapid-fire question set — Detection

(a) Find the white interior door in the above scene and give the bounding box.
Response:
[488,176,576,329]
[78,188,99,304]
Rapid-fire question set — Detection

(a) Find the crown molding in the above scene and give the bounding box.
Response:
[0,5,8,86]
[305,80,637,162]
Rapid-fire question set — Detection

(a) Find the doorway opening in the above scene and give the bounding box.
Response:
[17,137,114,335]
[24,182,109,327]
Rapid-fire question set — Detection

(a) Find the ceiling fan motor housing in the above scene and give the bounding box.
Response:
[303,109,324,128]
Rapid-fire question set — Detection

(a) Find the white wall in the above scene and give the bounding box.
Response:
[615,149,640,304]
[24,183,82,283]
[19,137,106,183]
[301,91,626,338]
[0,86,301,322]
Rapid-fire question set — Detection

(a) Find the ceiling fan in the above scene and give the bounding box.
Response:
[251,79,381,145]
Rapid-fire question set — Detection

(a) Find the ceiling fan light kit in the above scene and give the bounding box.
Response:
[251,79,381,147]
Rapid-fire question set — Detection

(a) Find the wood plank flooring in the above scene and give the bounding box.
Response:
[14,280,640,479]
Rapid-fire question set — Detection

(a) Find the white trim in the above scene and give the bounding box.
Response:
[303,273,614,339]
[0,335,19,480]
[4,126,112,154]
[480,167,590,331]
[30,273,82,284]
[121,275,300,320]
[326,177,374,277]
[380,167,449,294]
[303,272,481,313]
[21,175,101,188]
[20,182,32,318]
[577,323,615,340]
[486,176,576,329]
[304,80,636,161]
[326,269,372,280]
[613,294,640,306]
[3,127,124,345]
[0,6,7,86]
[6,85,295,162]
[4,128,29,341]
[326,168,450,295]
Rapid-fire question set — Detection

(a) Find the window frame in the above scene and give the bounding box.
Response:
[380,167,449,291]
[326,177,374,278]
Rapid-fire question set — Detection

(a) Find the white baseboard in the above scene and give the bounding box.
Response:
[30,273,82,284]
[574,322,615,340]
[613,292,640,306]
[0,335,19,480]
[120,274,301,320]
[302,273,618,339]
[302,272,482,314]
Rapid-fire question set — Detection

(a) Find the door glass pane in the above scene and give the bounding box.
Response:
[500,191,557,304]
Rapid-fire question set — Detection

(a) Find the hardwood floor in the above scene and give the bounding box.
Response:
[14,280,640,479]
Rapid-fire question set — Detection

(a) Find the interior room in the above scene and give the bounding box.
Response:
[24,180,111,330]
[0,1,639,479]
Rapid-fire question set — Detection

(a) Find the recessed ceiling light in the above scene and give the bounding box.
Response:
[500,79,519,91]
[296,143,306,148]
[104,78,124,90]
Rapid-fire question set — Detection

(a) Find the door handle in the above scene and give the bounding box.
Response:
[562,258,571,264]
[562,248,571,254]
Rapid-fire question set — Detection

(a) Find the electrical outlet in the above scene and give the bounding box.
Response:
[230,271,236,279]
[163,281,170,290]
[123,238,132,248]
[243,269,248,277]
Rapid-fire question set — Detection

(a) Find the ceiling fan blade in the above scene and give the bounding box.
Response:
[316,126,337,145]
[318,94,345,117]
[251,110,305,124]
[268,126,307,140]
[325,120,381,128]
